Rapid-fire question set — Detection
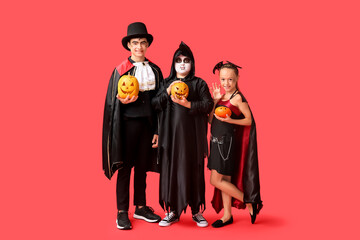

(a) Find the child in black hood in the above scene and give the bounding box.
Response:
[152,42,213,227]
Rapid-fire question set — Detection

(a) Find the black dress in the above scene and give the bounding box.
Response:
[208,96,243,176]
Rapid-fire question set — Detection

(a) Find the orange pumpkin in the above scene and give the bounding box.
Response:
[117,74,139,99]
[171,82,189,99]
[215,106,232,118]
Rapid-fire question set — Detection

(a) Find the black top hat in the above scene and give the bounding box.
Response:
[122,22,153,50]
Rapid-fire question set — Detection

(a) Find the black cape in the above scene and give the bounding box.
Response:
[102,57,163,179]
[152,42,214,216]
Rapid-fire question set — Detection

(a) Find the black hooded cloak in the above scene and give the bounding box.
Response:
[152,42,213,216]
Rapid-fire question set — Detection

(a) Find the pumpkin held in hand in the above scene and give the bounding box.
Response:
[215,106,232,118]
[117,74,139,99]
[171,82,189,99]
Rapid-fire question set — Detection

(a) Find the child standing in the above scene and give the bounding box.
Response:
[152,42,213,227]
[208,61,263,227]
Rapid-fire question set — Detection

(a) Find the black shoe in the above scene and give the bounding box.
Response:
[116,211,132,230]
[250,203,258,224]
[158,212,179,227]
[133,206,161,223]
[211,216,233,228]
[192,212,208,227]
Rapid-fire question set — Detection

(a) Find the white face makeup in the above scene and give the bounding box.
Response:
[175,54,191,77]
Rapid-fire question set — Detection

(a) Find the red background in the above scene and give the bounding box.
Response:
[1,0,359,239]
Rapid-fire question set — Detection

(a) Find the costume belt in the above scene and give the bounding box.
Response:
[210,135,232,161]
[210,135,225,144]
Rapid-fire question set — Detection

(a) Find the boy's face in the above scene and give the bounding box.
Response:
[175,54,192,76]
[127,38,148,59]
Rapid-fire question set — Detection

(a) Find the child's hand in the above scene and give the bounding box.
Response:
[214,113,231,123]
[171,95,191,108]
[212,83,222,102]
[117,94,138,104]
[167,80,183,95]
[152,134,158,148]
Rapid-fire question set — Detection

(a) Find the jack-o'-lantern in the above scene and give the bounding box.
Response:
[117,74,139,99]
[171,82,189,99]
[215,106,232,118]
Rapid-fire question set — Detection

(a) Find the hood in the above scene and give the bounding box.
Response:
[167,41,195,81]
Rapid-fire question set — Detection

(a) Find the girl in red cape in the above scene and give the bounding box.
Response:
[208,61,263,227]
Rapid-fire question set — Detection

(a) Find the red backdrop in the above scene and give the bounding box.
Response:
[1,0,360,239]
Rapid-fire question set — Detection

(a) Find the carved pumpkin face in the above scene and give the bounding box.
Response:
[171,82,189,99]
[215,106,232,118]
[117,75,139,99]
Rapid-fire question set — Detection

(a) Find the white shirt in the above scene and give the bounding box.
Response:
[133,61,156,91]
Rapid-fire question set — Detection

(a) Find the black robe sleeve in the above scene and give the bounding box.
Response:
[152,81,171,112]
[189,78,213,115]
[150,65,165,135]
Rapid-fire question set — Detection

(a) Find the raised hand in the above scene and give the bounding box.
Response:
[212,82,222,101]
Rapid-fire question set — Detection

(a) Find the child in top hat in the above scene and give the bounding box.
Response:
[102,22,164,230]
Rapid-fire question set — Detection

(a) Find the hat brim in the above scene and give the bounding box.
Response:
[122,34,153,50]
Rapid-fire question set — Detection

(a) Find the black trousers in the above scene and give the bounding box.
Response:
[116,117,153,211]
